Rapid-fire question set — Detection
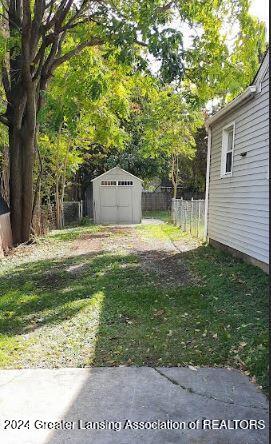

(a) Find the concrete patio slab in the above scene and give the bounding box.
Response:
[0,367,268,444]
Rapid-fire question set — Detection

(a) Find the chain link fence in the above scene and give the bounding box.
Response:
[171,198,206,240]
[63,201,83,226]
[32,201,83,236]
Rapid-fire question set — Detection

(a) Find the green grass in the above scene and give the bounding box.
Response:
[137,218,202,247]
[143,210,171,222]
[47,221,100,242]
[137,221,188,242]
[0,220,268,392]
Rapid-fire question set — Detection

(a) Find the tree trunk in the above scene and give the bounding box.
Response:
[55,178,63,229]
[9,113,35,245]
[2,0,105,246]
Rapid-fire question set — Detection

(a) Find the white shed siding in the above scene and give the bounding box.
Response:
[208,65,269,265]
[92,167,142,224]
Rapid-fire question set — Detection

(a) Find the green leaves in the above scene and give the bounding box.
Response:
[140,86,202,159]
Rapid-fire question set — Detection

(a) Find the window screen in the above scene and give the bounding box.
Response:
[101,180,117,186]
[118,180,133,186]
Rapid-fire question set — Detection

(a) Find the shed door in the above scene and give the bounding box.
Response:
[117,186,133,223]
[99,182,117,223]
[99,180,134,223]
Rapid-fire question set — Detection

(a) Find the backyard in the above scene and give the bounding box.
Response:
[0,215,268,391]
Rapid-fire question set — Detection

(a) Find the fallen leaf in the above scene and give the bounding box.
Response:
[153,309,165,317]
[188,365,197,371]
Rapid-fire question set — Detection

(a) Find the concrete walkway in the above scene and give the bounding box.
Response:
[0,367,268,444]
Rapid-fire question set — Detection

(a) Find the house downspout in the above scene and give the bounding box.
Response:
[204,126,212,240]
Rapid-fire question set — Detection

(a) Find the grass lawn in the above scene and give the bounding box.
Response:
[143,210,171,222]
[0,219,268,392]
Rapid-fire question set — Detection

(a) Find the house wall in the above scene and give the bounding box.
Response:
[93,169,142,224]
[0,213,13,256]
[208,66,269,268]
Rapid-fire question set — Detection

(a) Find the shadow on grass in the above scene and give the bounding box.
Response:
[0,243,268,390]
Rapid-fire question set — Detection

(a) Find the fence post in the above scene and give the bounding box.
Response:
[62,206,65,228]
[190,197,193,234]
[177,199,181,227]
[180,197,183,229]
[184,200,187,232]
[171,198,175,224]
[197,201,201,238]
[79,200,83,221]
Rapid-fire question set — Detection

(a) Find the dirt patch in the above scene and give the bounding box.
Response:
[68,236,103,257]
[67,225,198,286]
[173,237,201,252]
[38,268,67,289]
[137,250,193,286]
[66,263,90,276]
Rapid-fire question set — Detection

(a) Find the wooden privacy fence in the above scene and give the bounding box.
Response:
[142,191,171,211]
[171,198,206,240]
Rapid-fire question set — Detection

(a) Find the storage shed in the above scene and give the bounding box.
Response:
[92,166,142,224]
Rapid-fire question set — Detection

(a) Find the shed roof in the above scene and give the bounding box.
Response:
[206,49,269,127]
[91,166,143,182]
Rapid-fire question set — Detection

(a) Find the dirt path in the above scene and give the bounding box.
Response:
[69,221,200,286]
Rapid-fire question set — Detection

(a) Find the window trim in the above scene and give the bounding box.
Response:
[220,121,235,178]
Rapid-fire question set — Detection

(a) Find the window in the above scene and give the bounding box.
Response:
[101,180,117,186]
[221,123,235,177]
[118,180,133,186]
[100,180,133,186]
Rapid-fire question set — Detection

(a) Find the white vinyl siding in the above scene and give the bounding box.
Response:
[208,65,269,265]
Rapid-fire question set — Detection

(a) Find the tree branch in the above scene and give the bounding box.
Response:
[44,0,74,31]
[30,0,46,58]
[156,1,175,14]
[52,37,104,69]
[0,114,9,126]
